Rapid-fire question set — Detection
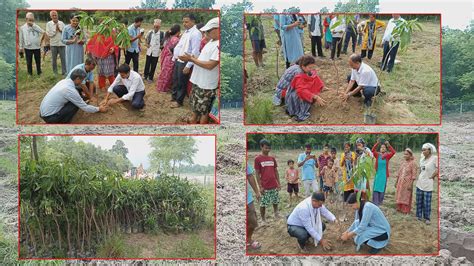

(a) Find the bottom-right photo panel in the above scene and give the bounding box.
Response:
[246,132,439,256]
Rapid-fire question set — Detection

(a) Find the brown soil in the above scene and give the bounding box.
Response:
[17,81,194,124]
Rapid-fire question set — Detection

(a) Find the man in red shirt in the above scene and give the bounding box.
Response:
[254,139,281,222]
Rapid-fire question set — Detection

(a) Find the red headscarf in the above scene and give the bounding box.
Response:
[290,70,324,103]
[86,34,119,59]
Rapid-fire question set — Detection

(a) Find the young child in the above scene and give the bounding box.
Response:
[254,139,281,222]
[285,159,299,207]
[41,33,50,65]
[322,158,338,203]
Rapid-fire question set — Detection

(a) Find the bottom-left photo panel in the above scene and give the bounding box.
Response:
[18,134,216,260]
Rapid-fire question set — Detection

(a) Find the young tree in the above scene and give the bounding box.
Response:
[148,137,198,176]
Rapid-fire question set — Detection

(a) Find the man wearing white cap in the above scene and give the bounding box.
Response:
[178,17,219,124]
[415,143,438,224]
[143,19,164,81]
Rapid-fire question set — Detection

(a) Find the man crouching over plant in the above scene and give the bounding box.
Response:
[40,68,107,123]
[287,192,337,252]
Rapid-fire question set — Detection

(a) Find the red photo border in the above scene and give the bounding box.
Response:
[17,133,217,261]
[15,8,222,126]
[244,131,441,256]
[242,13,443,127]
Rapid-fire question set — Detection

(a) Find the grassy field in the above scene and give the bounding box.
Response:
[247,148,439,255]
[17,21,198,124]
[244,15,441,124]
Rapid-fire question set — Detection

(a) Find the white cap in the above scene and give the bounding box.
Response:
[200,17,219,32]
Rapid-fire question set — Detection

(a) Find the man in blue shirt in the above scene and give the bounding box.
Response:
[298,144,319,197]
[125,17,144,72]
[66,57,96,102]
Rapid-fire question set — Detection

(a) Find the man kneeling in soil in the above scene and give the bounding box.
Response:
[341,53,380,108]
[101,64,146,110]
[40,68,107,123]
[287,192,336,252]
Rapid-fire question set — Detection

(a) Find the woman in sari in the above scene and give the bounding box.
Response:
[323,15,333,50]
[156,24,181,93]
[273,55,327,120]
[86,33,119,90]
[395,148,418,214]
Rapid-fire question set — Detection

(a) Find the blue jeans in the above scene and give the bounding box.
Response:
[362,86,378,107]
[113,85,146,109]
[287,223,326,248]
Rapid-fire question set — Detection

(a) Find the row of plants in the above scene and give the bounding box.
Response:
[20,159,208,258]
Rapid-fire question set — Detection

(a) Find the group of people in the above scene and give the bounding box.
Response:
[246,138,438,254]
[246,14,407,122]
[19,11,220,124]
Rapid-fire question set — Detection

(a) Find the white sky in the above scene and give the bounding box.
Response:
[25,0,473,29]
[72,136,215,169]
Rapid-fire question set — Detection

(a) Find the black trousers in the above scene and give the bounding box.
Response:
[331,37,342,59]
[41,101,78,124]
[343,30,357,54]
[25,48,42,75]
[113,85,146,109]
[310,35,324,57]
[125,51,139,72]
[381,41,399,72]
[171,61,190,105]
[144,55,159,80]
[288,222,327,248]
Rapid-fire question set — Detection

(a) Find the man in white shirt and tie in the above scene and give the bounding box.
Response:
[171,13,202,108]
[102,64,146,110]
[287,192,336,252]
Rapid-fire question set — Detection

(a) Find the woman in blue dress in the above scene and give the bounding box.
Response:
[279,14,304,69]
[62,14,86,74]
[341,192,391,254]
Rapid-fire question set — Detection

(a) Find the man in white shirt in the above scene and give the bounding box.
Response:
[45,10,66,75]
[143,19,164,81]
[341,54,380,108]
[330,15,345,60]
[19,12,45,75]
[171,13,202,108]
[40,68,107,123]
[307,14,324,57]
[102,64,146,110]
[178,17,219,124]
[381,14,405,72]
[287,192,336,252]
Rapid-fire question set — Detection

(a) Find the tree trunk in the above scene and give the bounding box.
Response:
[32,136,39,161]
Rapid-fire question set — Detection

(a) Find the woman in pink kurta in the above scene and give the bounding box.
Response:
[156,24,181,92]
[395,148,418,214]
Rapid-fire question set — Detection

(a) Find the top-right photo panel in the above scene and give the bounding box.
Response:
[243,13,441,125]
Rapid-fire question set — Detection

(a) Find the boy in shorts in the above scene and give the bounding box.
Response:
[285,159,299,207]
[254,139,281,222]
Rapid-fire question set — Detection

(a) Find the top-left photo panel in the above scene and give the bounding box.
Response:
[16,9,220,125]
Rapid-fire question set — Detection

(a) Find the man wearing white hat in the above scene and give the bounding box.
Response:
[415,143,438,224]
[178,17,219,124]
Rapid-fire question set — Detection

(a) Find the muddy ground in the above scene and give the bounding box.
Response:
[0,108,473,264]
[247,149,438,255]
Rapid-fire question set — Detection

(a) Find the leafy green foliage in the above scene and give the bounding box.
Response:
[245,94,274,124]
[111,140,129,158]
[221,53,243,101]
[442,23,474,104]
[148,136,197,175]
[20,159,208,258]
[333,0,380,13]
[351,155,375,202]
[391,19,423,53]
[137,0,167,9]
[173,0,215,9]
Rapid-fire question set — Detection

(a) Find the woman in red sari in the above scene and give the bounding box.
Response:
[86,33,119,90]
[156,24,181,93]
[395,148,418,214]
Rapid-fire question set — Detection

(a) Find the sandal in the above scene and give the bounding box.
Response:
[247,240,262,250]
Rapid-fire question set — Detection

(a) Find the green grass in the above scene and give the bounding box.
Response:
[96,234,140,258]
[246,92,275,124]
[0,101,15,127]
[155,234,213,258]
[244,16,440,124]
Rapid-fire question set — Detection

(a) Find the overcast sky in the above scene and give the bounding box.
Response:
[72,136,215,169]
[26,0,473,29]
